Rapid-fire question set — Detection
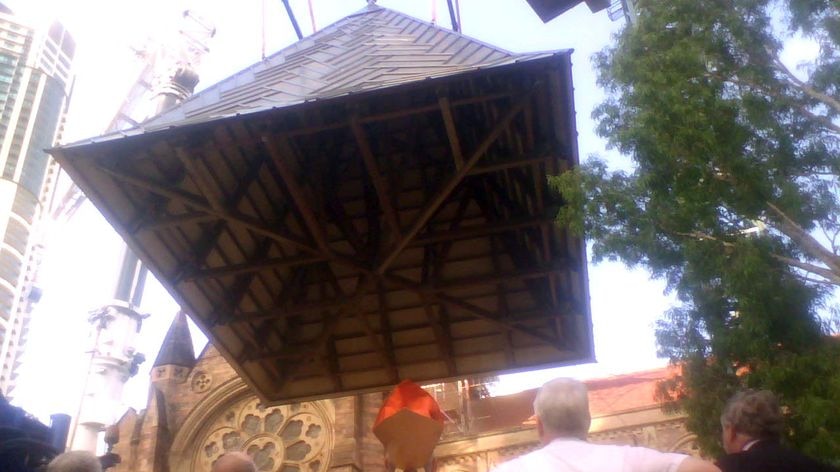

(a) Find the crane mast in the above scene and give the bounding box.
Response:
[64,9,214,453]
[52,9,215,224]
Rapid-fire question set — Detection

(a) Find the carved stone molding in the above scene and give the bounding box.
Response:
[168,378,335,472]
[190,370,212,394]
[195,397,332,472]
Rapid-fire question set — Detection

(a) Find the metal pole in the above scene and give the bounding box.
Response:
[262,0,267,60]
[113,248,148,307]
[446,0,460,32]
[307,0,317,33]
[281,0,304,40]
[67,323,103,451]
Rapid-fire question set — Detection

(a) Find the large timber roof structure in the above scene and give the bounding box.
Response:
[51,5,593,404]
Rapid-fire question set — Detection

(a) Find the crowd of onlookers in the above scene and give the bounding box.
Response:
[491,379,838,472]
[44,449,258,472]
[34,378,840,472]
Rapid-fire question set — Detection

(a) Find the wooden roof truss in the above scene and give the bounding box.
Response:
[54,56,593,403]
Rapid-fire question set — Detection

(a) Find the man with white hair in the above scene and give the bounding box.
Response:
[717,390,838,472]
[211,451,257,472]
[492,378,721,472]
[46,451,102,472]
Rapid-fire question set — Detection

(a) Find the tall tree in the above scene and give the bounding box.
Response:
[553,0,840,459]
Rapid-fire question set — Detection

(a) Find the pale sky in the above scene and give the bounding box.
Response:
[7,0,680,425]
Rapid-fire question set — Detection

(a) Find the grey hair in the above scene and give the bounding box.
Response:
[47,451,103,472]
[211,451,257,472]
[721,390,784,440]
[533,377,591,439]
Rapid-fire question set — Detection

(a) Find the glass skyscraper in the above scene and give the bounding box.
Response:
[0,3,73,397]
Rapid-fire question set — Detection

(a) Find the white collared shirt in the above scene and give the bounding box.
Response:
[492,438,688,472]
[741,439,762,451]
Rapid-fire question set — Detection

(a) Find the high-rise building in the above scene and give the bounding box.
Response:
[0,3,74,397]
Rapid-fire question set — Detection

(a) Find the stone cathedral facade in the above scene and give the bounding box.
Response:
[110,313,699,472]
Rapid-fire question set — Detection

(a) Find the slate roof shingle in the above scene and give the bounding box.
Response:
[91,5,562,141]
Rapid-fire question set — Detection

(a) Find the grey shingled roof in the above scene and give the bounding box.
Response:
[153,311,196,368]
[106,4,555,138]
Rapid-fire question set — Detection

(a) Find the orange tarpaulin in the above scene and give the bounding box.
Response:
[374,380,445,471]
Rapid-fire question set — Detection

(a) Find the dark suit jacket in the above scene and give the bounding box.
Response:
[717,439,838,472]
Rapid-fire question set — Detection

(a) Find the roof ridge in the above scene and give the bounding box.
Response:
[354,5,518,57]
[62,4,567,137]
[139,5,522,126]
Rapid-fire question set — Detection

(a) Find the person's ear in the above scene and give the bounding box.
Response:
[721,424,737,453]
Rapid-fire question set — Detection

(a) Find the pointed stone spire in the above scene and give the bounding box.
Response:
[153,311,195,368]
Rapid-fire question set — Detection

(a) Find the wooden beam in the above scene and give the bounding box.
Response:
[384,273,562,348]
[180,254,328,282]
[228,265,560,325]
[468,155,554,176]
[351,119,401,237]
[252,276,391,388]
[324,177,367,256]
[410,216,548,247]
[438,97,464,169]
[278,92,515,139]
[187,133,303,350]
[98,164,319,255]
[430,267,555,291]
[377,94,531,273]
[175,147,227,212]
[322,265,398,381]
[350,305,399,383]
[420,246,457,377]
[260,305,564,345]
[474,178,552,308]
[176,141,273,278]
[124,148,188,235]
[261,135,331,253]
[375,280,399,377]
[207,237,274,326]
[233,295,356,324]
[133,211,216,233]
[490,235,517,366]
[326,335,344,391]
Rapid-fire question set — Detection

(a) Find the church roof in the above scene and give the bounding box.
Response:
[64,4,559,146]
[51,5,590,404]
[153,311,196,368]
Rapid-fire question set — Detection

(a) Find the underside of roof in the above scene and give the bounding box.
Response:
[525,0,611,22]
[52,8,592,404]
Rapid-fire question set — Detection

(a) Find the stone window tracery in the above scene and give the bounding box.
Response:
[194,397,332,472]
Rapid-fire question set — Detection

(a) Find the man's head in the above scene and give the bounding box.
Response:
[720,390,784,453]
[211,452,257,472]
[533,377,591,443]
[46,451,102,472]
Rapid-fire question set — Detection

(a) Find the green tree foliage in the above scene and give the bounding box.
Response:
[552,0,840,460]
